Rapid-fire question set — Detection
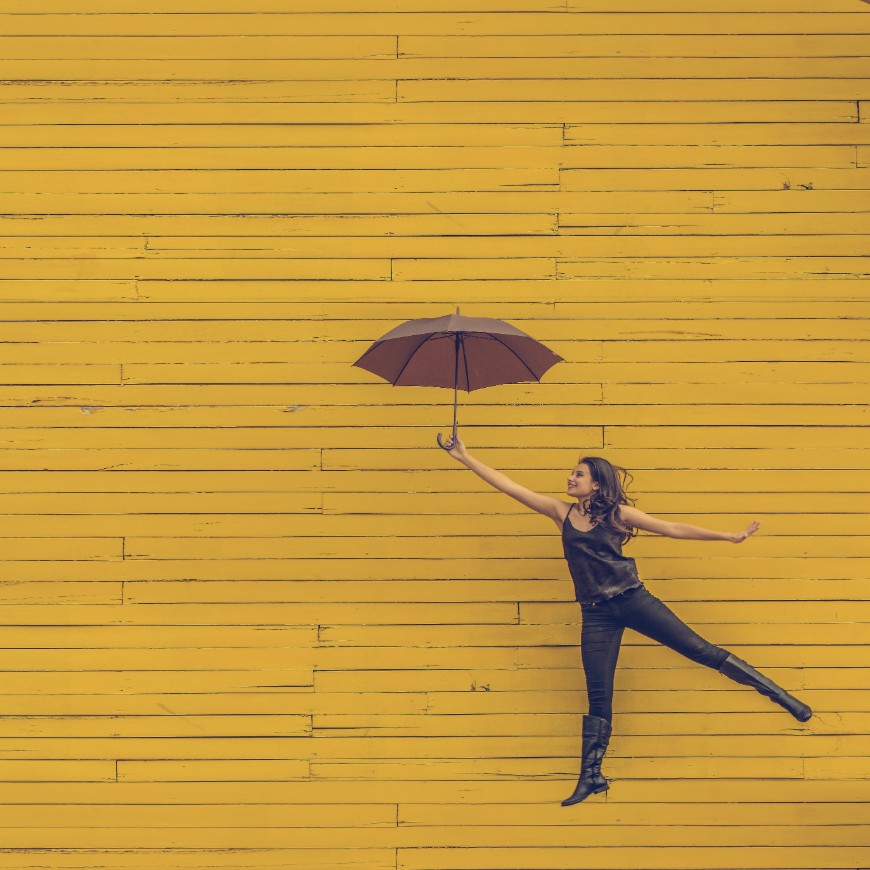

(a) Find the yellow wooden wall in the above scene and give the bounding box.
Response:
[1,1,868,868]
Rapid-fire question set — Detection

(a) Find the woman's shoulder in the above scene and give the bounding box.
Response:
[552,501,576,530]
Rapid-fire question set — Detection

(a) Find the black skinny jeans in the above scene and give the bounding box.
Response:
[581,585,730,722]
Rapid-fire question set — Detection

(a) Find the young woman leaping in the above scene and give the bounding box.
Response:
[441,435,812,807]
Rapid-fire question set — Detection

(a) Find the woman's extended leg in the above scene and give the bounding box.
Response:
[615,587,728,670]
[615,588,811,721]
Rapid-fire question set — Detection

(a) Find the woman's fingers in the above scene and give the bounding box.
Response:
[743,520,762,540]
[733,520,761,543]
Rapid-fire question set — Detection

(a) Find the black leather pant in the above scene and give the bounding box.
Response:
[581,585,730,722]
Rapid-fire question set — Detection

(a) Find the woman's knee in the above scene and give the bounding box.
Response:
[588,701,612,721]
[686,639,729,669]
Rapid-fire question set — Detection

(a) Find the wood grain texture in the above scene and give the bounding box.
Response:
[1,1,868,868]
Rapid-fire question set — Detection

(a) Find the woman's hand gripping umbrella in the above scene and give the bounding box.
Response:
[352,309,563,449]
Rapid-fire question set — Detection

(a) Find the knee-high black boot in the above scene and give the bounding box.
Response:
[718,653,812,722]
[561,714,612,807]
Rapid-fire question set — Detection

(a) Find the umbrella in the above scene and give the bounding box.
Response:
[352,308,564,450]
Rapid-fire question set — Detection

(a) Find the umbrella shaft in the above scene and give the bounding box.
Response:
[453,333,460,437]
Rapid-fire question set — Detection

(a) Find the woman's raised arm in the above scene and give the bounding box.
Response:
[442,434,565,522]
[619,504,760,543]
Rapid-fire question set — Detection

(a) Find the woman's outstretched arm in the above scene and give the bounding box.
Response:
[619,504,760,543]
[442,434,565,522]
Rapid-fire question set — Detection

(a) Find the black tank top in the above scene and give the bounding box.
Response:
[561,503,642,605]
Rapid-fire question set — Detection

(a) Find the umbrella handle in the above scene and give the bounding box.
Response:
[436,419,459,452]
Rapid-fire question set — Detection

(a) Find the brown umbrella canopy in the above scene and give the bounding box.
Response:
[352,311,563,448]
[353,311,562,390]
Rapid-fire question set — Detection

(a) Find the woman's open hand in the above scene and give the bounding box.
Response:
[441,433,468,461]
[731,520,761,543]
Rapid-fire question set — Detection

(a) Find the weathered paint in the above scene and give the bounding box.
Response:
[0,1,868,868]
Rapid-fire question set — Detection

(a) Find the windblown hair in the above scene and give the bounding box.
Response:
[578,456,637,544]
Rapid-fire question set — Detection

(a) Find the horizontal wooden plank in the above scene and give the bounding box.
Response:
[0,732,862,762]
[0,849,392,870]
[0,551,866,582]
[0,603,516,628]
[8,795,864,830]
[559,214,870,234]
[563,122,870,146]
[520,600,870,623]
[0,0,861,11]
[2,12,869,36]
[0,191,714,213]
[0,333,863,364]
[713,191,870,212]
[0,35,399,60]
[0,211,866,238]
[0,761,114,782]
[15,359,870,388]
[0,693,425,716]
[320,446,870,470]
[82,313,842,343]
[2,466,863,493]
[317,665,866,693]
[123,577,870,605]
[422,688,860,715]
[4,57,870,80]
[0,381,847,413]
[0,510,862,539]
[0,146,563,172]
[0,582,119,605]
[400,79,870,102]
[0,449,317,471]
[400,33,870,57]
[0,671,312,694]
[555,256,869,279]
[0,824,862,849]
[318,623,864,647]
[560,167,870,191]
[120,534,870,560]
[0,626,315,648]
[0,715,312,738]
[1,99,854,124]
[398,845,870,870]
[0,649,312,669]
[2,237,869,261]
[0,214,564,238]
[0,777,864,804]
[0,798,858,829]
[0,124,562,149]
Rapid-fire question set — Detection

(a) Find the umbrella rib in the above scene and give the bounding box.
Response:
[459,332,471,392]
[487,334,542,383]
[391,332,439,385]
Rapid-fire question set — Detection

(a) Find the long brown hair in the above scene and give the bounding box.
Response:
[578,456,637,544]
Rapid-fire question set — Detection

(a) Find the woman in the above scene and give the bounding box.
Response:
[441,435,812,807]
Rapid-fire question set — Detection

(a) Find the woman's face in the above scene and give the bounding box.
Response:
[567,462,599,500]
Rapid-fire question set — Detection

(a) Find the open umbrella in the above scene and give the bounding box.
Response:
[352,308,563,450]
